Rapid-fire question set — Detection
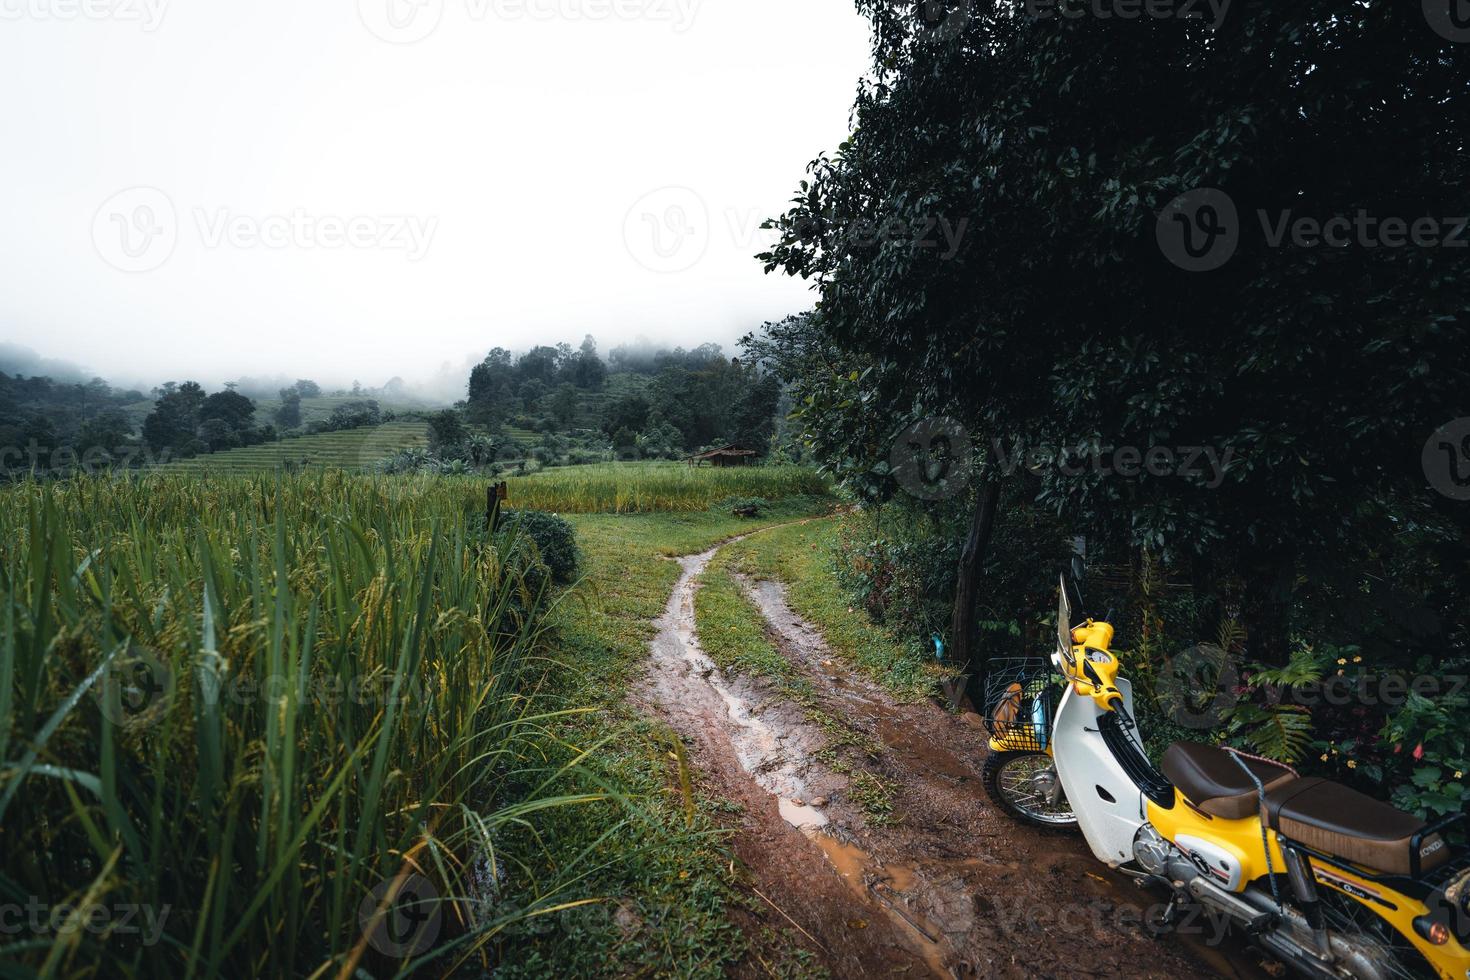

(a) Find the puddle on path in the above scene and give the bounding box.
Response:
[644,544,955,975]
[647,547,831,832]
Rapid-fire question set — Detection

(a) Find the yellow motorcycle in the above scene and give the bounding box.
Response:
[982,570,1470,979]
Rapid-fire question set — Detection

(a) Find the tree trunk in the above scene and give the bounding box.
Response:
[949,478,1002,709]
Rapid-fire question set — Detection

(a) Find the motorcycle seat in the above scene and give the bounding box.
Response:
[1161,742,1297,820]
[1265,777,1451,877]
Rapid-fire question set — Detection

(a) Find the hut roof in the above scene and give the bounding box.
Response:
[687,444,758,461]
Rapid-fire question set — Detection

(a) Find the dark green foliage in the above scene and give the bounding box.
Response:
[426,408,469,451]
[761,1,1470,661]
[274,388,303,429]
[142,382,274,459]
[466,338,788,462]
[507,509,581,584]
[717,495,769,517]
[314,399,381,433]
[0,372,146,476]
[833,494,1069,654]
[756,0,1470,796]
[602,393,651,436]
[142,381,206,452]
[730,373,782,455]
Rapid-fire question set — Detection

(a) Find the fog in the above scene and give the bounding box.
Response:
[0,0,872,400]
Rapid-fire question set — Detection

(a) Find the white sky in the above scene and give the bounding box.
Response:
[0,0,872,393]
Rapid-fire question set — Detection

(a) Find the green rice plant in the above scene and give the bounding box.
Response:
[501,463,831,514]
[0,471,608,977]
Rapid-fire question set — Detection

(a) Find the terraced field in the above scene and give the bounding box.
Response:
[503,426,541,447]
[152,420,429,474]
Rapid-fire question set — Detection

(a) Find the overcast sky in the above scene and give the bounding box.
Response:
[0,0,871,393]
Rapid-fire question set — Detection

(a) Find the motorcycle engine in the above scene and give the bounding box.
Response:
[1133,825,1175,877]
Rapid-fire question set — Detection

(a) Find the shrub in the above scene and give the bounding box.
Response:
[506,509,581,584]
[718,495,769,517]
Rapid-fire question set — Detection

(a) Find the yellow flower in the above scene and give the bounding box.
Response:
[1320,754,1329,762]
[1337,658,1347,666]
[1347,760,1358,769]
[1353,656,1363,664]
[1457,771,1464,780]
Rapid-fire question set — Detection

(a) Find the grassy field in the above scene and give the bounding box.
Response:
[503,462,832,514]
[152,420,429,475]
[0,473,599,976]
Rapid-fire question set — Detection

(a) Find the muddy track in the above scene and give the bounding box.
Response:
[633,532,1276,979]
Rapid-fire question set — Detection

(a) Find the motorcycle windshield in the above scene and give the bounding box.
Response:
[1057,575,1072,655]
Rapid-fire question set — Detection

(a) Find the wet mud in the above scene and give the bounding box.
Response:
[633,534,1278,979]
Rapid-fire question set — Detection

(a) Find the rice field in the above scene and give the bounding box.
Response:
[502,427,541,448]
[0,472,602,976]
[152,420,429,475]
[502,462,833,513]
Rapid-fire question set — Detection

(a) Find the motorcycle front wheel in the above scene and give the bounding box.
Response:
[981,750,1077,831]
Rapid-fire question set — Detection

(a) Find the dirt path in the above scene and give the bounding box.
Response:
[634,537,1277,979]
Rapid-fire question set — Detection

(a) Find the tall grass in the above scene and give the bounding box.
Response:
[0,472,605,977]
[503,463,832,514]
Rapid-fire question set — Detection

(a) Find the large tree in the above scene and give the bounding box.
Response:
[762,1,1470,686]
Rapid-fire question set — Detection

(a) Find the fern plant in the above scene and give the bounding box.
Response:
[1222,644,1332,764]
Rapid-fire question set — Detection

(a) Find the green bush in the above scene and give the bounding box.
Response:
[508,509,581,584]
[717,495,769,516]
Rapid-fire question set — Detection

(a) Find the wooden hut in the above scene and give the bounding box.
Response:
[685,445,758,468]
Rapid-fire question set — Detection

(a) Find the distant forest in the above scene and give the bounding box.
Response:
[0,334,790,476]
[462,336,784,458]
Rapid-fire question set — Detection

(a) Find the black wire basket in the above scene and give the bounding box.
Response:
[981,656,1064,753]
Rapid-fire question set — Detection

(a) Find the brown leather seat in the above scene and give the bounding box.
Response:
[1161,742,1297,819]
[1265,778,1451,876]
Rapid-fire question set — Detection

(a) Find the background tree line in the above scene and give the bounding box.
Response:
[463,335,784,460]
